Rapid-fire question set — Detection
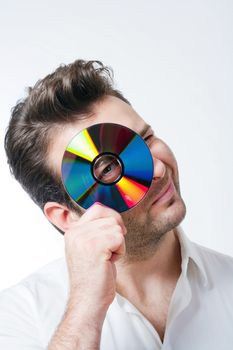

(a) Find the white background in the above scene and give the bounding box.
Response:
[0,0,232,291]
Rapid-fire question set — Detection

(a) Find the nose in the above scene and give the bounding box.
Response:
[153,157,166,180]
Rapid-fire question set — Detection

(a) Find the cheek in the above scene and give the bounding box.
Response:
[150,139,179,179]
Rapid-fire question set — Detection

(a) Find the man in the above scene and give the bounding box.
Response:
[1,59,233,350]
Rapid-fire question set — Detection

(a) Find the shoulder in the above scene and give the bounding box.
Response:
[194,241,233,268]
[192,241,233,287]
[0,258,68,347]
[21,256,68,290]
[0,256,68,307]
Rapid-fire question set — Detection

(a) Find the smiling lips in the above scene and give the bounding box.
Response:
[152,179,175,206]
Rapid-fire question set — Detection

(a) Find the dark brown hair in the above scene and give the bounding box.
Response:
[4,59,131,233]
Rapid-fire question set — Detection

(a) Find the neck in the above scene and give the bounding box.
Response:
[115,227,182,300]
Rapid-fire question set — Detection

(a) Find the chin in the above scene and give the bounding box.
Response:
[122,196,187,261]
[148,195,187,234]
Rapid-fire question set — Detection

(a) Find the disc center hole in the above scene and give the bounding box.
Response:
[93,154,122,184]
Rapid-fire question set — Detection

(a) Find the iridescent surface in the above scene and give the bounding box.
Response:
[61,123,154,212]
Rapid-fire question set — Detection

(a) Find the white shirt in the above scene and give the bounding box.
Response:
[1,225,233,350]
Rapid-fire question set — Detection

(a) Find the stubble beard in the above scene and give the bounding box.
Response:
[121,179,187,264]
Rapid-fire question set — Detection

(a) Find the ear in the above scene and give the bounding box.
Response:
[43,202,79,232]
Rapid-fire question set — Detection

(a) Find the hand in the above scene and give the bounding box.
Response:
[64,203,127,320]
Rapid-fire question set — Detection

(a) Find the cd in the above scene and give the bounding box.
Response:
[61,123,154,213]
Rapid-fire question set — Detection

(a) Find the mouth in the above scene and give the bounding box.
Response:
[151,178,175,206]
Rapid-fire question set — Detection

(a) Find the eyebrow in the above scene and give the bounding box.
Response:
[139,123,151,137]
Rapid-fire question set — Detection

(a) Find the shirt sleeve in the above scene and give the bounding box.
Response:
[0,283,44,350]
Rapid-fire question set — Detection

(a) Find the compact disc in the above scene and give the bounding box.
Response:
[61,123,154,212]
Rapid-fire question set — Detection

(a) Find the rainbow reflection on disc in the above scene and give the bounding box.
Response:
[61,123,154,212]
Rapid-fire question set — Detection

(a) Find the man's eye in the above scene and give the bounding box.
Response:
[102,162,116,176]
[144,134,153,142]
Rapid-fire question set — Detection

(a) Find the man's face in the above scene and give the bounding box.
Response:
[48,96,186,261]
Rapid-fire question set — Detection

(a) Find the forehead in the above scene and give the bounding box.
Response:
[48,95,148,175]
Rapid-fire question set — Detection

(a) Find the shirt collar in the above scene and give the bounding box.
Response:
[115,225,209,311]
[176,225,209,287]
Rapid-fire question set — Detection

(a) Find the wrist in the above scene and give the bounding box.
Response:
[66,293,108,330]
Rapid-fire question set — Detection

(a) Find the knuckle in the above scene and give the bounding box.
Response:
[113,224,122,233]
[114,212,122,221]
[113,232,124,243]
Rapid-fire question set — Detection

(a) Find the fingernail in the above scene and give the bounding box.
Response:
[94,201,104,206]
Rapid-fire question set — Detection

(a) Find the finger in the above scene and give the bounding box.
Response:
[85,218,127,236]
[87,230,126,262]
[76,203,127,234]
